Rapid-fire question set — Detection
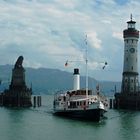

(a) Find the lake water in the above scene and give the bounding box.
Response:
[0,95,140,140]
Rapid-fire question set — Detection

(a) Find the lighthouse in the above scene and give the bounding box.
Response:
[114,15,140,110]
[122,14,139,94]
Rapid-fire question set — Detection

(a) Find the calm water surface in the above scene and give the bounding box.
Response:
[0,95,140,140]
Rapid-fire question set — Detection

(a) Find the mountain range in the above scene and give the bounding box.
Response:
[0,65,121,96]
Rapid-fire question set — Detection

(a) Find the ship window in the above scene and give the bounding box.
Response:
[125,79,127,82]
[77,102,79,106]
[132,39,133,43]
[63,96,66,101]
[74,102,76,107]
[126,58,128,61]
[83,101,86,106]
[131,66,133,70]
[131,79,133,83]
[70,102,76,108]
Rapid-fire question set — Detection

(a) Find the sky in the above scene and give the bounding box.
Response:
[0,0,140,81]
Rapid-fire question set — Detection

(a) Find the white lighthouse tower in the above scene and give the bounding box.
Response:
[122,14,139,94]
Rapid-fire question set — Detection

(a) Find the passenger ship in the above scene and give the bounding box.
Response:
[53,68,108,121]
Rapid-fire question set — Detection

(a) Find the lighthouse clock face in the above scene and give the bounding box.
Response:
[129,48,135,53]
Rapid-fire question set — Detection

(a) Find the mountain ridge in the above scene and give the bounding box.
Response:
[0,65,121,96]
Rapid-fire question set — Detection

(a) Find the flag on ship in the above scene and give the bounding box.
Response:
[65,60,68,67]
[102,62,108,69]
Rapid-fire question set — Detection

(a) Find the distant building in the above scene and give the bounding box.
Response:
[114,15,140,110]
[0,56,32,107]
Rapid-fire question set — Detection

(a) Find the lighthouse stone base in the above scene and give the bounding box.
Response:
[114,92,140,110]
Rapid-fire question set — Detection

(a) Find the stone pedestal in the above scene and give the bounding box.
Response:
[2,56,32,107]
[114,92,140,110]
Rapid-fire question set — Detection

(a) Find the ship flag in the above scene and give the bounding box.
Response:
[65,60,68,67]
[102,62,108,69]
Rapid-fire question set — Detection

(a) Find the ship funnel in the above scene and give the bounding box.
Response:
[73,68,80,90]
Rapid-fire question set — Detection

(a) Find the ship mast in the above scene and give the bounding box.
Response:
[85,35,88,100]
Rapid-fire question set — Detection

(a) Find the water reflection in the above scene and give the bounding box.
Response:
[0,96,140,140]
[4,108,29,140]
[118,110,140,140]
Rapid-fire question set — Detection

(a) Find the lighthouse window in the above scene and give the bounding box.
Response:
[131,79,133,83]
[131,66,133,70]
[134,40,136,44]
[132,39,133,43]
[126,58,128,61]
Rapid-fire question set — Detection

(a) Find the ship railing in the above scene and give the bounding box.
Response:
[68,95,99,102]
[54,90,65,100]
[97,94,109,109]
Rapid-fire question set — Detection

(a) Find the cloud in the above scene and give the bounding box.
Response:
[87,32,102,50]
[24,59,42,69]
[101,20,112,24]
[112,32,123,40]
[0,0,140,81]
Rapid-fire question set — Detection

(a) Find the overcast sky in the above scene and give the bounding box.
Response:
[0,0,140,81]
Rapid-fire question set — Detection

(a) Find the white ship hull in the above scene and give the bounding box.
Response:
[53,92,108,121]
